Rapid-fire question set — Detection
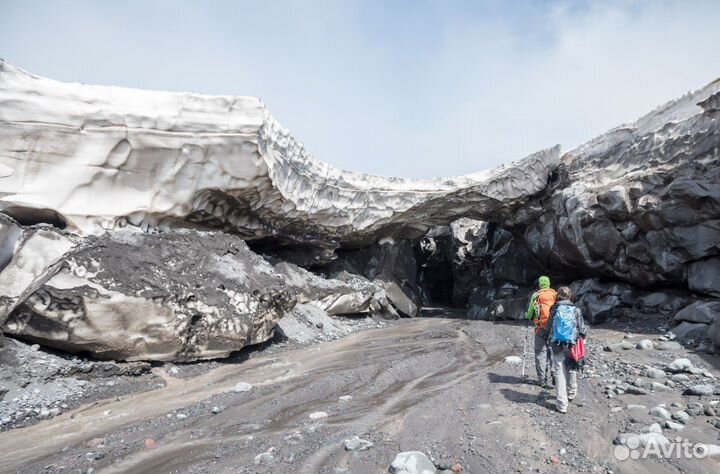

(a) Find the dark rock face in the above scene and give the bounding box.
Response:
[569,279,692,324]
[506,88,720,291]
[325,240,421,317]
[417,218,544,319]
[688,257,720,297]
[4,231,296,361]
[429,84,720,343]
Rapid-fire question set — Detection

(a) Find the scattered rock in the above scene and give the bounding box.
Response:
[656,341,683,351]
[637,433,671,448]
[343,436,373,451]
[649,406,672,420]
[308,411,328,420]
[651,382,672,392]
[388,451,437,474]
[338,395,353,402]
[643,423,662,434]
[683,384,715,396]
[626,404,647,411]
[624,385,650,395]
[144,438,156,449]
[635,339,653,350]
[254,448,275,465]
[672,411,690,424]
[645,368,666,379]
[231,382,253,393]
[666,358,694,373]
[503,356,522,365]
[664,420,684,431]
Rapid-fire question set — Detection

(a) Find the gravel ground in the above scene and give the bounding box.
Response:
[0,312,718,473]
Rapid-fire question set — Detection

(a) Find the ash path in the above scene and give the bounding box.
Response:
[1,316,719,473]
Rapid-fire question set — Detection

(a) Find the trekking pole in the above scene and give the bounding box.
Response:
[521,315,531,379]
[580,366,587,406]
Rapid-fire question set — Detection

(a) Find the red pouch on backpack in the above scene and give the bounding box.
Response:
[570,337,585,362]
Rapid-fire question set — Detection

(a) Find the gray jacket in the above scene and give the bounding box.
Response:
[547,299,588,342]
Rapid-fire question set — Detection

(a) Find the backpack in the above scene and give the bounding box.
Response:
[550,304,578,344]
[534,288,557,331]
[569,337,587,371]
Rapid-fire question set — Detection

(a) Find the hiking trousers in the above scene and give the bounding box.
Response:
[534,331,553,384]
[552,345,578,411]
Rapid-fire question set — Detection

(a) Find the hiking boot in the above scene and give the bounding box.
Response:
[568,392,577,401]
[557,406,567,414]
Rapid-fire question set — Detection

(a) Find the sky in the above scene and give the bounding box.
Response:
[1,0,719,179]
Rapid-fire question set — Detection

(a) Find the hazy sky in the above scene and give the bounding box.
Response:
[1,0,719,178]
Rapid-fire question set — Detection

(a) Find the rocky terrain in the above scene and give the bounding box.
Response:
[0,313,718,473]
[0,62,719,473]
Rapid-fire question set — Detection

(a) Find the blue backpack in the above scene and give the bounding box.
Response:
[550,304,578,344]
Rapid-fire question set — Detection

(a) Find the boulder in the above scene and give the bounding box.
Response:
[636,339,654,350]
[327,240,421,317]
[688,258,720,297]
[616,432,672,449]
[649,406,672,420]
[273,262,393,317]
[0,222,79,325]
[672,411,690,424]
[664,420,684,431]
[656,341,683,351]
[644,368,667,379]
[3,231,295,361]
[637,433,671,448]
[683,384,716,396]
[343,436,373,451]
[674,300,720,324]
[388,451,437,474]
[276,304,347,344]
[670,321,710,340]
[666,358,694,373]
[709,315,720,350]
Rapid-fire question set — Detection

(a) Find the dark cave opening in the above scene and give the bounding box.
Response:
[415,233,458,308]
[2,206,68,229]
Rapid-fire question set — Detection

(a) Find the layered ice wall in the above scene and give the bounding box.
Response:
[0,61,558,248]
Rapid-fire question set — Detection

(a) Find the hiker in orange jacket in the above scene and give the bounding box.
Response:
[526,276,557,388]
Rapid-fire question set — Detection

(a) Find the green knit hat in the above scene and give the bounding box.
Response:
[538,276,551,289]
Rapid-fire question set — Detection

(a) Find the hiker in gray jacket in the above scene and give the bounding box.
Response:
[546,286,588,413]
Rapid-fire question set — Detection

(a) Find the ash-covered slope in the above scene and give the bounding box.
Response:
[0,61,557,250]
